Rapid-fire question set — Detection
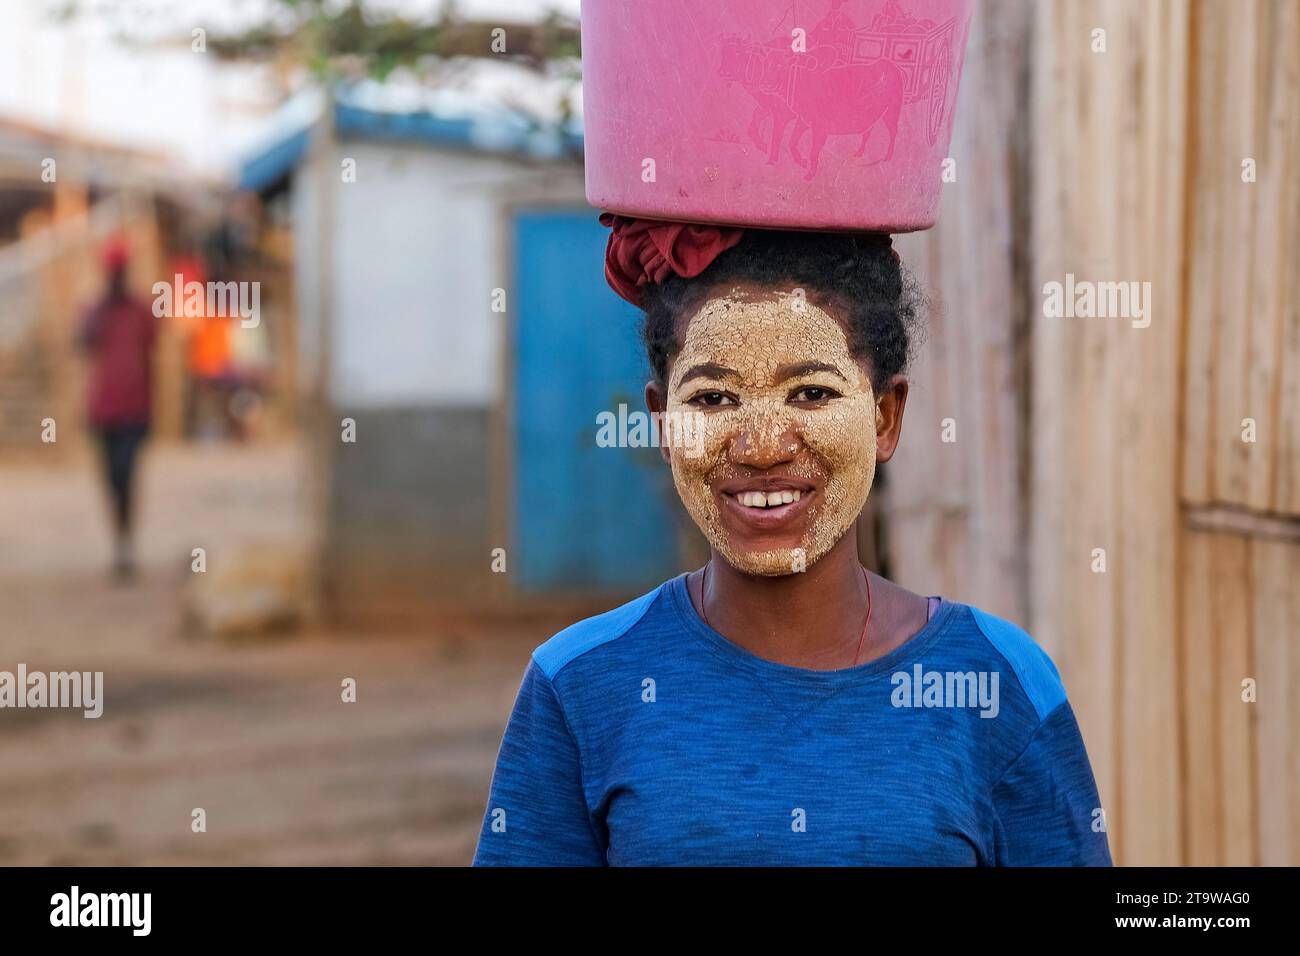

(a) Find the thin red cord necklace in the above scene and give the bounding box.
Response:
[698,561,875,666]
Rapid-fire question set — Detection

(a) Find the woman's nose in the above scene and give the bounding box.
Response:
[729,412,801,468]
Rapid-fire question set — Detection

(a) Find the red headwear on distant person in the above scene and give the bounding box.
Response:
[101,235,130,271]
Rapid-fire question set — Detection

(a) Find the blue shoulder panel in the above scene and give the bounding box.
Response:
[532,583,665,680]
[968,606,1067,721]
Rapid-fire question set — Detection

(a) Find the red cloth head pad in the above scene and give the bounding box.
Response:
[599,213,900,309]
[600,212,745,308]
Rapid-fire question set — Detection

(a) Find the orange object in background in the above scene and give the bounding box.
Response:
[168,252,205,328]
[168,252,233,380]
[189,315,233,379]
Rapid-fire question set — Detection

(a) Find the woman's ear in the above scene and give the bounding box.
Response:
[874,374,909,464]
[645,380,673,465]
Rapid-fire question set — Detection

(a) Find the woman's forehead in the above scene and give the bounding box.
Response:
[670,290,863,386]
[684,288,847,337]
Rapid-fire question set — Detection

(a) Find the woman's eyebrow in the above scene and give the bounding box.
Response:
[774,361,850,384]
[677,362,738,386]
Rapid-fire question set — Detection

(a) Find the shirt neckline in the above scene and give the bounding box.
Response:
[666,571,961,688]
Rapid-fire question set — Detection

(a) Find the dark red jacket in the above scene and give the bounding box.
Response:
[81,294,158,429]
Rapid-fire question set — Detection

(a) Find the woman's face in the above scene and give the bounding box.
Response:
[661,285,881,576]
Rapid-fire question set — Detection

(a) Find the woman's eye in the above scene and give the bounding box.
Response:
[790,386,839,403]
[690,391,736,407]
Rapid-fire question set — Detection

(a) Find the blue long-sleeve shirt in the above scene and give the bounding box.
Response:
[473,573,1112,866]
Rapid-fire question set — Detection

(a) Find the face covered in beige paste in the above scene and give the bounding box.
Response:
[664,288,880,576]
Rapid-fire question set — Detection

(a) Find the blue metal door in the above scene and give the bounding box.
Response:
[512,207,679,592]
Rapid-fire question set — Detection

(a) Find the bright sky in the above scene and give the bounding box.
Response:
[0,0,582,175]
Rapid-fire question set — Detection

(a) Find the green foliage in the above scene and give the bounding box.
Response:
[204,0,581,77]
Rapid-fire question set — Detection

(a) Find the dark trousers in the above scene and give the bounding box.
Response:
[97,423,149,536]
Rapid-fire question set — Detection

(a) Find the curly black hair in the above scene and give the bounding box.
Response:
[639,229,925,392]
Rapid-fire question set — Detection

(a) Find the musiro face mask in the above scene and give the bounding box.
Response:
[665,290,880,576]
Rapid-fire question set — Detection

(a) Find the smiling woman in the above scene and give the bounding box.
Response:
[644,231,912,583]
[660,291,879,578]
[472,224,1114,867]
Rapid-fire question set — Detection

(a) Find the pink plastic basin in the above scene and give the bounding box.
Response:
[582,0,975,232]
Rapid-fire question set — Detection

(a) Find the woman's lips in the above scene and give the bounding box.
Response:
[719,486,816,530]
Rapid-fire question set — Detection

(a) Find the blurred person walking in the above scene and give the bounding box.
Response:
[79,236,158,582]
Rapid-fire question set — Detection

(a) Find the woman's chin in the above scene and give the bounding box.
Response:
[715,543,811,577]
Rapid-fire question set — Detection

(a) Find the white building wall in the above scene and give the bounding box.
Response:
[292,135,587,411]
[327,141,511,409]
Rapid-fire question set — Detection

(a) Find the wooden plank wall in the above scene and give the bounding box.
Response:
[1182,0,1300,516]
[1029,0,1188,867]
[889,0,1297,865]
[889,0,1033,626]
[1178,0,1300,867]
[1249,537,1300,866]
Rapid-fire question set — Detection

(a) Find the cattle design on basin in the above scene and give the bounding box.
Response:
[716,0,958,180]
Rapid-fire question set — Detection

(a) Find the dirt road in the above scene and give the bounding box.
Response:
[0,440,533,865]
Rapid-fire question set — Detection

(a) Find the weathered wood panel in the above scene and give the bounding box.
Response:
[1251,536,1300,866]
[1030,0,1189,865]
[1181,528,1221,864]
[881,0,1297,866]
[1183,528,1298,866]
[1184,0,1300,515]
[887,0,1033,626]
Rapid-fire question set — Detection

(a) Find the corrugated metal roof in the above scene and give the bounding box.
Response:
[237,66,583,192]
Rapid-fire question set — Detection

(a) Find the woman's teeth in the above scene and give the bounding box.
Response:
[736,490,801,508]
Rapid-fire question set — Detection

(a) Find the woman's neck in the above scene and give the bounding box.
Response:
[694,534,876,670]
